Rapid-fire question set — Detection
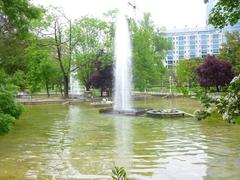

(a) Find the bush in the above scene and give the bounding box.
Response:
[217,75,240,123]
[0,86,23,135]
[0,90,23,119]
[0,113,15,135]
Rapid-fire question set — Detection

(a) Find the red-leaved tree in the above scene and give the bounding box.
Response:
[197,55,235,91]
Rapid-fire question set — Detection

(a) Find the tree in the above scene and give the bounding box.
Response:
[0,34,27,74]
[25,38,61,96]
[52,12,71,98]
[31,7,74,98]
[217,75,240,124]
[219,31,240,74]
[0,0,45,91]
[176,58,203,87]
[72,16,112,90]
[0,0,43,36]
[0,70,23,135]
[204,0,240,28]
[130,13,171,91]
[88,63,113,97]
[12,70,28,92]
[197,55,235,91]
[0,0,41,134]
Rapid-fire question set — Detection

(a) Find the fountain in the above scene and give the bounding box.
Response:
[99,9,146,116]
[146,76,194,118]
[100,5,192,118]
[113,11,133,112]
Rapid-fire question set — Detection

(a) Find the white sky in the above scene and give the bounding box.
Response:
[32,0,207,29]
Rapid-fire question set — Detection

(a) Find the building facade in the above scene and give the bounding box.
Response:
[165,0,239,66]
[165,27,224,65]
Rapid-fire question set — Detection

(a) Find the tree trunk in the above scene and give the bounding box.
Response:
[86,86,90,91]
[63,75,69,99]
[59,84,63,97]
[46,81,50,98]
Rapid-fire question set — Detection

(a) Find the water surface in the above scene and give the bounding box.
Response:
[0,96,240,179]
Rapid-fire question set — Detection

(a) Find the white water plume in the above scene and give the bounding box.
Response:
[113,11,133,111]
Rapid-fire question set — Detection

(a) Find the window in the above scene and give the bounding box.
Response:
[190,50,195,55]
[190,45,195,49]
[179,46,184,50]
[178,36,185,41]
[213,44,219,49]
[190,35,195,40]
[179,41,184,45]
[201,45,208,49]
[213,34,219,39]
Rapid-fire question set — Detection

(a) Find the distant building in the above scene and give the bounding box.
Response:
[165,27,224,66]
[165,0,239,66]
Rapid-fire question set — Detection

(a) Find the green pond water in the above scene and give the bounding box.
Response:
[0,96,240,179]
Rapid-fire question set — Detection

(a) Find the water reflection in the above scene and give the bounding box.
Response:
[1,98,240,179]
[150,121,208,179]
[129,118,208,179]
[23,105,82,179]
[113,116,133,169]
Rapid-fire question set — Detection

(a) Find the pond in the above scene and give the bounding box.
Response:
[0,96,240,179]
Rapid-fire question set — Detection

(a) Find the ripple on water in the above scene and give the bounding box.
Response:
[1,99,240,179]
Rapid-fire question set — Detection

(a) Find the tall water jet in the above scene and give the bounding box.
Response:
[113,11,133,111]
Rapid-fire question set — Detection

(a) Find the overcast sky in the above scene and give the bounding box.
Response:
[32,0,207,29]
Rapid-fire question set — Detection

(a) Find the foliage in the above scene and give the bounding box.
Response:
[0,0,43,36]
[0,69,17,92]
[197,55,235,91]
[72,16,112,90]
[0,70,23,135]
[175,58,203,87]
[0,91,23,135]
[12,70,28,91]
[216,75,240,124]
[0,34,28,74]
[0,113,15,135]
[204,0,240,29]
[89,63,113,96]
[130,13,171,91]
[25,39,61,96]
[112,166,127,180]
[89,64,113,89]
[219,31,240,74]
[194,109,211,120]
[0,90,23,119]
[193,87,213,120]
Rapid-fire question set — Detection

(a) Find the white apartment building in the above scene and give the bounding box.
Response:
[165,27,224,65]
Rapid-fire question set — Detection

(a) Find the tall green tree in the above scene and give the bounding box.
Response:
[176,58,203,87]
[72,16,112,90]
[25,38,61,96]
[0,0,43,36]
[204,0,240,28]
[219,31,240,74]
[0,0,43,75]
[32,7,74,98]
[130,13,171,91]
[0,0,42,134]
[0,34,27,74]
